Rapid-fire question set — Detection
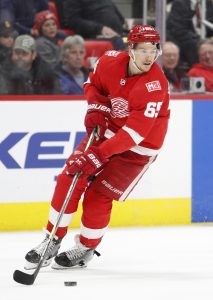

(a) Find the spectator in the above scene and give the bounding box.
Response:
[205,0,213,37]
[188,38,213,92]
[0,34,60,94]
[0,20,15,65]
[63,0,127,39]
[33,10,62,67]
[166,0,200,67]
[0,0,49,36]
[161,41,182,92]
[58,35,89,94]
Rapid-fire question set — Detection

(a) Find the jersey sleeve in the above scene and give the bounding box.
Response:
[99,80,170,158]
[125,83,170,141]
[84,56,110,107]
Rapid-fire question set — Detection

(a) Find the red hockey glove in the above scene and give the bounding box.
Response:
[66,150,83,166]
[66,146,109,176]
[84,104,111,139]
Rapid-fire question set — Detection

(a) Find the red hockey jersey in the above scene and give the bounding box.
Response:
[84,51,170,157]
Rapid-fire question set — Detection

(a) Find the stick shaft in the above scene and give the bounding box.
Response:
[36,128,97,275]
[13,128,97,285]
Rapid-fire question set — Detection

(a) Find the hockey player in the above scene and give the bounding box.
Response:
[25,24,170,270]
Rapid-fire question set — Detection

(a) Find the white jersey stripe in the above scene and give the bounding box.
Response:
[122,125,144,144]
[48,206,75,227]
[80,222,108,239]
[119,155,156,202]
[84,77,91,85]
[104,129,161,156]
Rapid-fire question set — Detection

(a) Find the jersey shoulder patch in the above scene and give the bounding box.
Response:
[104,50,121,57]
[145,80,162,92]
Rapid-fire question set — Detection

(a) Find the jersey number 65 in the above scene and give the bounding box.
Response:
[144,102,163,118]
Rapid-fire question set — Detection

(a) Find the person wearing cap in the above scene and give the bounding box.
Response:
[33,10,64,68]
[58,35,89,94]
[0,0,49,36]
[23,25,170,271]
[0,20,15,65]
[0,34,60,94]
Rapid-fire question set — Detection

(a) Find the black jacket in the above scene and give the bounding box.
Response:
[0,45,11,66]
[63,0,125,38]
[0,0,49,35]
[166,0,199,43]
[206,0,213,37]
[0,55,61,95]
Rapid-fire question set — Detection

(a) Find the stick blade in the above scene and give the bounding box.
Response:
[13,270,35,285]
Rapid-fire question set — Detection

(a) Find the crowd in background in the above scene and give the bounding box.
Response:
[0,0,212,95]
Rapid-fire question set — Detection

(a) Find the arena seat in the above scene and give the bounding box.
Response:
[84,40,114,67]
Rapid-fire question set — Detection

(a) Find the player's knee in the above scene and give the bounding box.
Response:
[83,185,113,211]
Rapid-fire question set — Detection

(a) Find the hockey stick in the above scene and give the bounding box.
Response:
[13,127,97,285]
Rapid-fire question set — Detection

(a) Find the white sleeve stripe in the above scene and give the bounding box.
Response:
[104,129,160,156]
[122,125,144,144]
[118,155,156,202]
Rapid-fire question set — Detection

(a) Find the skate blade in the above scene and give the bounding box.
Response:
[51,261,87,270]
[24,259,52,270]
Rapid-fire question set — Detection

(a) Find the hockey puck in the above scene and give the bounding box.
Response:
[64,281,77,286]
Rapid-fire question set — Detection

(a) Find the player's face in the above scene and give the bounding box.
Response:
[133,42,158,72]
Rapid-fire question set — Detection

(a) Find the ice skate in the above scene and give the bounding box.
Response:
[24,234,62,270]
[52,234,100,269]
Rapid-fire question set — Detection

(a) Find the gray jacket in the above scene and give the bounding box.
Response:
[36,36,61,68]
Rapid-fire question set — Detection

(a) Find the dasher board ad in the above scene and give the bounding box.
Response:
[0,100,191,203]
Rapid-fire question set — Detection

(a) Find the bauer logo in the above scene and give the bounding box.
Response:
[0,131,86,169]
[145,81,161,92]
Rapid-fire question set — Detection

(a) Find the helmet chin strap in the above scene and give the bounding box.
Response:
[130,50,144,73]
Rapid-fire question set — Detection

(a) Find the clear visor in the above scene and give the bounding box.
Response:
[133,49,158,56]
[132,41,162,59]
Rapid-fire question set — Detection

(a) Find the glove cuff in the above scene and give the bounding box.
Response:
[87,146,109,166]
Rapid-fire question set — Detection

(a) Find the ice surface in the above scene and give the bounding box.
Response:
[1,226,213,300]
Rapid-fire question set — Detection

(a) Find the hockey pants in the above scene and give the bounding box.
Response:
[46,142,157,249]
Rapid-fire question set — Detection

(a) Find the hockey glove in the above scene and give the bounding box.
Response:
[66,146,109,176]
[84,104,111,139]
[66,150,83,166]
